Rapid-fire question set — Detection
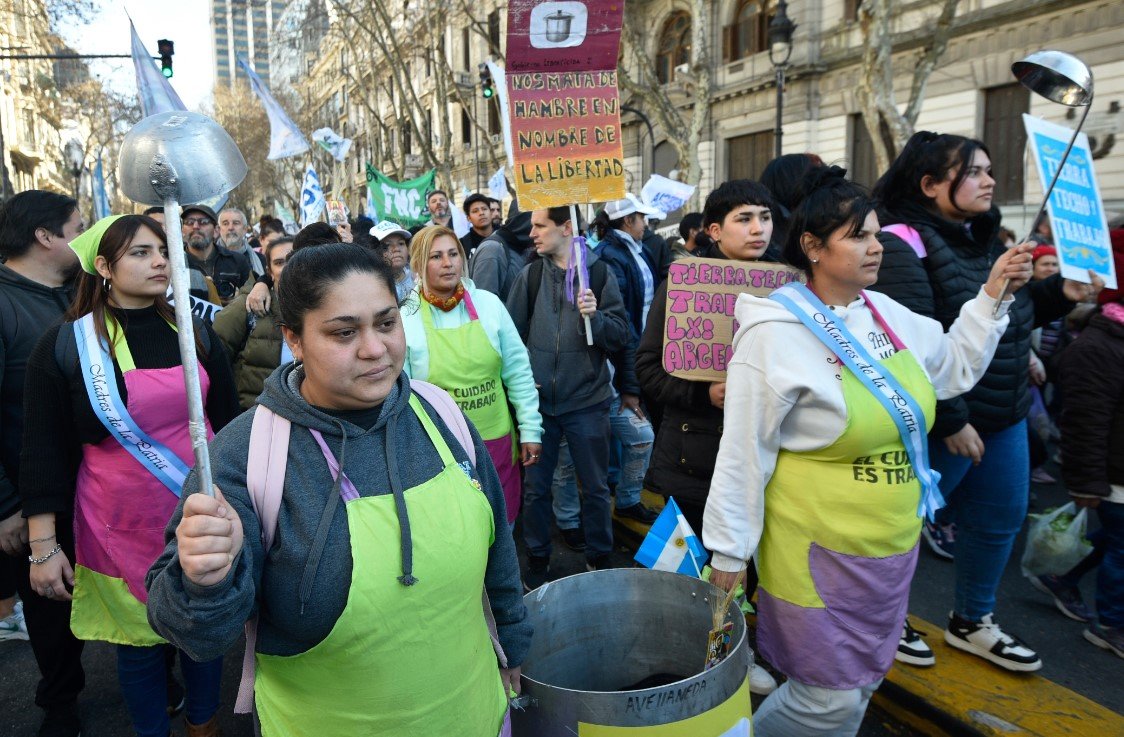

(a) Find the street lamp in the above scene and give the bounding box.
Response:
[64,139,83,202]
[767,0,797,159]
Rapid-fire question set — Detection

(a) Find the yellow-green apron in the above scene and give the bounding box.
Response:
[755,348,936,689]
[254,396,507,736]
[420,291,522,523]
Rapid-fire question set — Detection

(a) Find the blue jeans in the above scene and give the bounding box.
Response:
[929,420,1029,621]
[116,644,222,736]
[553,396,654,527]
[1094,501,1124,629]
[525,401,613,559]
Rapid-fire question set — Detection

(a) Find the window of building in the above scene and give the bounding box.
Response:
[983,83,1030,205]
[848,114,877,188]
[844,0,859,22]
[653,141,685,221]
[724,1,770,62]
[462,28,471,71]
[657,13,692,84]
[726,130,774,181]
[488,10,502,56]
[461,108,472,145]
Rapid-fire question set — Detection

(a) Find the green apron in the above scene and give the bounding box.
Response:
[254,396,507,736]
[755,347,936,689]
[420,293,522,522]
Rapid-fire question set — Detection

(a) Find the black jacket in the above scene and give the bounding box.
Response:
[187,244,251,303]
[869,202,1073,437]
[635,241,762,505]
[1059,312,1124,498]
[0,265,73,520]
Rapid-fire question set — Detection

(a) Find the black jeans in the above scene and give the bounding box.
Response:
[11,512,85,711]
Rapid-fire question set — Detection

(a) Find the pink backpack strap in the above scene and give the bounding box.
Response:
[882,223,927,259]
[235,405,291,714]
[410,378,476,466]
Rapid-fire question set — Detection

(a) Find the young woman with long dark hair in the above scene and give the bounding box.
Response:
[21,214,239,737]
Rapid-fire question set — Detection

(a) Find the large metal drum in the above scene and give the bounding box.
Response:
[512,568,752,736]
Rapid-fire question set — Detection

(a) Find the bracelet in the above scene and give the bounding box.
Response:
[29,534,56,544]
[28,545,62,565]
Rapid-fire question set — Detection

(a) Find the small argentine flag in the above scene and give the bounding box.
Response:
[634,498,707,576]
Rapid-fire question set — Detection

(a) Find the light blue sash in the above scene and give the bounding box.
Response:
[769,284,943,520]
[73,314,191,496]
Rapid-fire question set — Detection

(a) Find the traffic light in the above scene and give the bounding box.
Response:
[157,39,174,78]
[479,63,494,99]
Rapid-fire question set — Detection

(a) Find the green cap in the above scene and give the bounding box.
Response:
[68,215,124,275]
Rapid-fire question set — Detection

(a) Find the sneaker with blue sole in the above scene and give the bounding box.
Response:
[0,600,28,642]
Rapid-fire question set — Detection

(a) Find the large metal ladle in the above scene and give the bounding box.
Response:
[993,50,1094,316]
[118,112,248,497]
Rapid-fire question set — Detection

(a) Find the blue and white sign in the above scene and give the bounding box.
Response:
[641,173,696,217]
[1023,114,1117,289]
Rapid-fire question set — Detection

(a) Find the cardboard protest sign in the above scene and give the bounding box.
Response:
[1023,114,1117,289]
[366,165,436,229]
[663,258,804,382]
[505,1,626,209]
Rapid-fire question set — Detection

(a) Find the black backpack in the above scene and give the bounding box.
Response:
[524,256,609,321]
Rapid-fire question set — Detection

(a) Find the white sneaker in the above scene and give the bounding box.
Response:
[896,619,935,667]
[748,662,778,695]
[944,612,1041,672]
[0,601,28,642]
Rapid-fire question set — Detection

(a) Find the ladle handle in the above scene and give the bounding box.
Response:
[992,101,1092,316]
[164,197,215,498]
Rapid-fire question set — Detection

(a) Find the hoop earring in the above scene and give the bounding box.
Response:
[102,277,111,292]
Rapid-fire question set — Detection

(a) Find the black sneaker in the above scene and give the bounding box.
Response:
[896,619,935,667]
[944,612,1042,672]
[615,503,658,524]
[523,555,550,592]
[38,703,81,737]
[585,554,613,572]
[920,521,956,560]
[559,526,586,551]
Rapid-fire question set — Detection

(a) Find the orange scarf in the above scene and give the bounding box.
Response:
[422,283,465,312]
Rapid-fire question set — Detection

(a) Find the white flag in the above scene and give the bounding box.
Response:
[488,168,507,201]
[238,58,309,160]
[300,167,326,227]
[312,128,353,163]
[641,174,696,216]
[130,22,185,117]
[274,199,298,234]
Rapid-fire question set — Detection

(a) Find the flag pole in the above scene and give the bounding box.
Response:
[570,204,593,346]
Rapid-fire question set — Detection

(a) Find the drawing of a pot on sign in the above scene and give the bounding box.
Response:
[544,9,574,43]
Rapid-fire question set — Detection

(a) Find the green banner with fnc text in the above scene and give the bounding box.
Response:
[365,165,436,228]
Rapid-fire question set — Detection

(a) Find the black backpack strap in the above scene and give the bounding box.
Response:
[525,257,545,323]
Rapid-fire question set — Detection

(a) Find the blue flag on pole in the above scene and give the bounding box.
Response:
[91,154,110,220]
[300,166,326,226]
[130,21,185,117]
[634,498,707,576]
[237,58,309,160]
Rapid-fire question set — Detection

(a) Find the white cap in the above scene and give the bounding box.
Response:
[370,220,411,241]
[603,193,663,221]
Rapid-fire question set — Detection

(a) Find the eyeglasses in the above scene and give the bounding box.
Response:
[183,217,212,226]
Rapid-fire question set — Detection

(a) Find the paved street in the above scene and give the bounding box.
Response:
[0,458,1118,735]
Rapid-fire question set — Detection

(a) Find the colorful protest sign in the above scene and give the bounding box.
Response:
[505,1,626,209]
[662,258,804,382]
[1023,114,1117,289]
[326,200,348,226]
[365,165,436,229]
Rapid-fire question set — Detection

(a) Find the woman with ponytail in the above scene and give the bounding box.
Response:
[704,167,1030,735]
[869,132,1103,671]
[21,214,238,737]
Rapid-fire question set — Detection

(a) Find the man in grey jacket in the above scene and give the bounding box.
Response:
[470,209,532,301]
[506,206,632,588]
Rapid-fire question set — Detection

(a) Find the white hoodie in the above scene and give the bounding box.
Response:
[703,287,1011,573]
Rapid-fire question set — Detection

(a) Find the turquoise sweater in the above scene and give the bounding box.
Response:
[401,279,542,444]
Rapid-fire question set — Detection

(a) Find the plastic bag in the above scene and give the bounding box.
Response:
[1021,502,1094,577]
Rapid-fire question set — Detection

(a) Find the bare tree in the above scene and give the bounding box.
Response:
[617,0,712,206]
[856,0,961,171]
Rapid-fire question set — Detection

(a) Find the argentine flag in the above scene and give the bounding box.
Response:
[634,498,707,576]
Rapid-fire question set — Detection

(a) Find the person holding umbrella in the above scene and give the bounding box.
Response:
[21,214,239,737]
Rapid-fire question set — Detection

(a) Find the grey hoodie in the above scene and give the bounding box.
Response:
[505,254,632,416]
[145,365,532,666]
